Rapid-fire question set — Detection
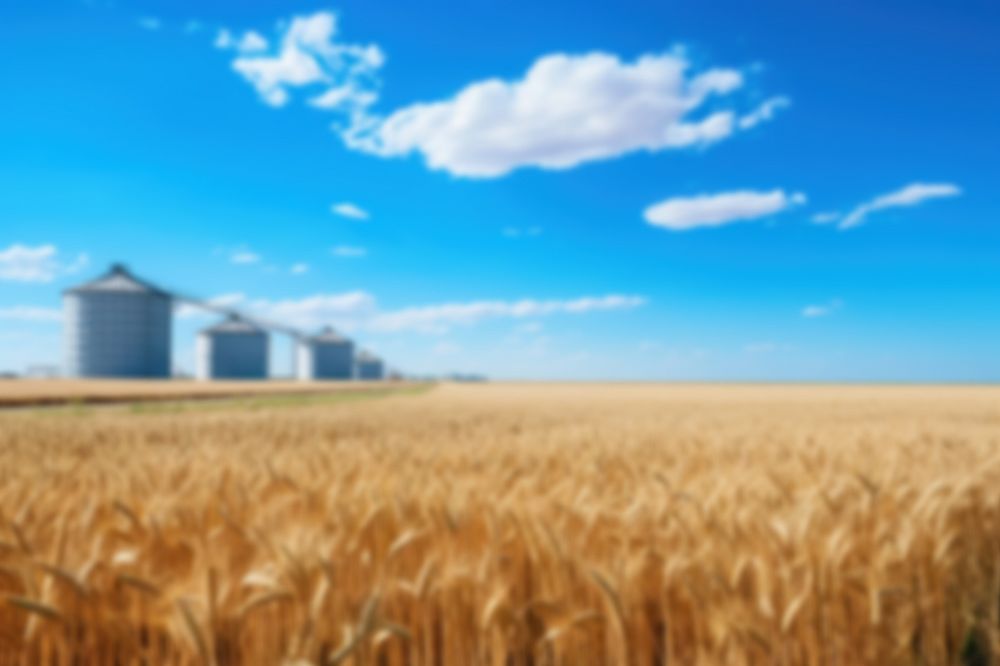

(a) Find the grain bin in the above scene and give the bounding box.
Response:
[355,350,384,381]
[196,315,269,380]
[296,327,354,380]
[63,263,172,378]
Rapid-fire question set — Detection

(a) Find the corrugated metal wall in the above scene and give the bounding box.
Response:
[196,331,269,380]
[63,291,172,378]
[297,339,355,380]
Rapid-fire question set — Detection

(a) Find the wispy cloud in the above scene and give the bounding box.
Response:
[802,299,843,318]
[346,51,783,177]
[838,182,961,230]
[230,249,261,265]
[290,263,310,275]
[369,294,647,333]
[137,17,161,31]
[331,202,370,220]
[738,96,790,130]
[0,244,88,283]
[332,246,367,258]
[211,291,645,334]
[502,226,543,239]
[184,20,204,35]
[214,29,234,49]
[644,189,806,231]
[0,306,62,323]
[811,211,840,225]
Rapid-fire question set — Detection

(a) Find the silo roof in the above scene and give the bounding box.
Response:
[309,326,350,343]
[201,314,266,335]
[65,263,171,297]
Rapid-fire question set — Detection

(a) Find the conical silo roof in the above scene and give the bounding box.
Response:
[201,314,265,335]
[65,263,171,297]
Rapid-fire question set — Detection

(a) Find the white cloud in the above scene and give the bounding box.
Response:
[737,96,790,130]
[230,249,261,264]
[369,294,646,333]
[332,245,367,258]
[345,50,774,177]
[811,211,840,225]
[245,291,377,330]
[331,202,369,220]
[175,290,645,336]
[230,11,384,110]
[802,299,842,318]
[214,29,234,50]
[644,189,806,231]
[0,306,61,323]
[839,182,961,230]
[184,20,204,35]
[0,244,88,283]
[137,17,161,31]
[237,31,269,53]
[290,263,310,275]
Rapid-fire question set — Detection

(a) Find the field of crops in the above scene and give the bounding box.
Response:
[0,383,998,665]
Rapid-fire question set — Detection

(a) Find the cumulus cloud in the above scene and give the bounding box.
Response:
[230,11,384,110]
[0,306,62,323]
[0,244,88,283]
[331,202,369,220]
[346,51,780,177]
[802,299,842,318]
[838,182,961,230]
[644,189,806,231]
[237,31,269,53]
[331,245,367,258]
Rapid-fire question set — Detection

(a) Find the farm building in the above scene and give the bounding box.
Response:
[296,327,355,380]
[63,264,172,378]
[355,351,385,380]
[196,315,269,380]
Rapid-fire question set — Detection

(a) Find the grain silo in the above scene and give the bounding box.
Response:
[296,327,354,380]
[63,263,172,378]
[196,315,269,380]
[355,350,385,381]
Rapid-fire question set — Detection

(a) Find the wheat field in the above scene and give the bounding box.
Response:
[0,383,998,665]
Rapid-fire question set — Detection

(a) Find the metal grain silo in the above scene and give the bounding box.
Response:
[196,315,269,380]
[63,264,173,378]
[355,350,385,381]
[296,327,354,380]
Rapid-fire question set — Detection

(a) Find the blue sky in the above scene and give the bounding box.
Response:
[1,0,998,380]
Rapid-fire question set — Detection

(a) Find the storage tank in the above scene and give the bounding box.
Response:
[355,350,385,381]
[296,327,354,380]
[196,315,269,380]
[63,263,172,378]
